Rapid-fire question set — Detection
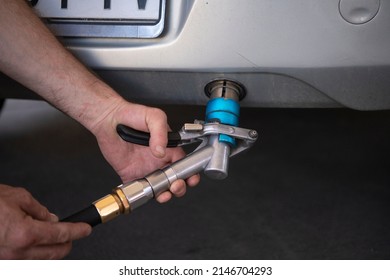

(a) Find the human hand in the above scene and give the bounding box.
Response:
[0,184,91,259]
[89,98,200,203]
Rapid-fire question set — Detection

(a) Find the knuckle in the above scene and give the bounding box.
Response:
[149,108,167,123]
[15,188,33,204]
[56,229,70,243]
[14,187,29,195]
[10,226,35,249]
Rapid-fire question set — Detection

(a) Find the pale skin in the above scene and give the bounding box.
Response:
[0,0,200,259]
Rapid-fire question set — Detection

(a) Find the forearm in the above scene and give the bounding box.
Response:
[0,1,196,203]
[0,0,122,131]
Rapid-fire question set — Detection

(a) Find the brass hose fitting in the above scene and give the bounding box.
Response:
[92,188,131,224]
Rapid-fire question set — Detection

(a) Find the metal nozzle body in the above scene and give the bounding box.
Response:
[121,145,214,211]
[204,135,230,180]
[204,80,242,179]
[92,146,215,223]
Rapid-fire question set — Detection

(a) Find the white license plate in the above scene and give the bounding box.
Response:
[32,0,161,23]
[29,0,165,38]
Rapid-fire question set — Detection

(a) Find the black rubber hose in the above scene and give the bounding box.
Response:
[116,124,182,147]
[61,205,101,227]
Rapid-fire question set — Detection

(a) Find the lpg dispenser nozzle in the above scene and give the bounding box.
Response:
[62,80,258,227]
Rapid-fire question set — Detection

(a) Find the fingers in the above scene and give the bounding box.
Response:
[155,175,200,203]
[9,219,91,249]
[2,219,91,259]
[15,187,54,222]
[1,242,73,260]
[155,180,185,204]
[186,174,201,187]
[155,192,172,204]
[170,180,187,197]
[115,103,169,159]
[0,185,91,260]
[29,221,92,246]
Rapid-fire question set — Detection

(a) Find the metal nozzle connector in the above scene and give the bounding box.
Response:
[92,187,132,223]
[118,179,154,212]
[93,194,123,224]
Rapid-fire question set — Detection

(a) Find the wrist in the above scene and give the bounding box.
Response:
[71,80,125,134]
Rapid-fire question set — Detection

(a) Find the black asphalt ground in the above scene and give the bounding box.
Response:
[0,99,389,259]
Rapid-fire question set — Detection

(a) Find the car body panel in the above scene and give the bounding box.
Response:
[1,0,390,110]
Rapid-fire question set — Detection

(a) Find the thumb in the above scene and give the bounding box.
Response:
[145,107,169,158]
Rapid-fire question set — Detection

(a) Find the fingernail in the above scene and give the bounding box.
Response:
[50,213,59,222]
[155,145,165,157]
[170,183,179,194]
[84,225,93,236]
